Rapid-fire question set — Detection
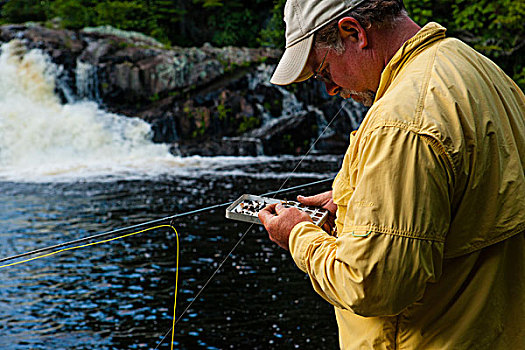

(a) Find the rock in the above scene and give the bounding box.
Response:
[247,111,319,155]
[0,23,366,156]
[0,24,84,86]
[172,137,263,157]
[82,25,165,48]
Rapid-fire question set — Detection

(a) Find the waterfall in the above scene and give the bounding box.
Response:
[0,40,175,181]
[0,41,314,182]
[247,63,348,142]
[341,99,365,130]
[249,63,305,124]
[75,59,101,103]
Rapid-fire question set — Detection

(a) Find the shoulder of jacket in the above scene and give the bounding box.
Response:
[368,37,475,140]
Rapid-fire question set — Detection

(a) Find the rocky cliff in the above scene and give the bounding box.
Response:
[0,23,365,156]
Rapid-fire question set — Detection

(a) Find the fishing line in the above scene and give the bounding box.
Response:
[154,100,347,349]
[0,178,333,265]
[154,223,256,350]
[0,224,181,350]
[169,220,180,350]
[0,179,332,350]
[274,100,347,196]
[0,225,178,270]
[0,100,347,349]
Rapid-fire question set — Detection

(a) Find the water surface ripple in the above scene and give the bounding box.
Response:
[0,162,339,349]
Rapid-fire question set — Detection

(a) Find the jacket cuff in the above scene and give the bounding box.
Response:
[289,221,327,273]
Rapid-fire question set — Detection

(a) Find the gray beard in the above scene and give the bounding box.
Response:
[340,89,376,107]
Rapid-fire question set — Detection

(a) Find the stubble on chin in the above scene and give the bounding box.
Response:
[340,89,376,107]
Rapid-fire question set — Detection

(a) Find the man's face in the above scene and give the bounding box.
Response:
[309,47,376,107]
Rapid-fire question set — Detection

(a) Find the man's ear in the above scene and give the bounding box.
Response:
[338,17,368,49]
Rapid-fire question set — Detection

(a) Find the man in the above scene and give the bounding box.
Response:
[258,0,525,349]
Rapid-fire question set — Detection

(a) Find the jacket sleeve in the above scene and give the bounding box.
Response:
[289,126,451,317]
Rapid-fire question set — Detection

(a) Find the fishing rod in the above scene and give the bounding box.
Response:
[0,177,334,265]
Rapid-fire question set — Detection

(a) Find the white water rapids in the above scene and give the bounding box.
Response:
[0,41,335,183]
[0,40,180,181]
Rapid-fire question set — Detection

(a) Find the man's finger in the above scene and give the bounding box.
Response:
[258,203,278,225]
[297,193,326,206]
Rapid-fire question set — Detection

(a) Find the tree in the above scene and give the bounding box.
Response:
[49,0,97,29]
[404,0,524,89]
[147,0,187,45]
[258,0,286,48]
[94,1,152,34]
[1,0,47,23]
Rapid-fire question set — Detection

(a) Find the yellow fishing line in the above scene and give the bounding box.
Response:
[170,224,179,350]
[0,224,180,349]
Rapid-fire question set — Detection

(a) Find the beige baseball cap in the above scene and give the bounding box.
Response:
[270,0,368,85]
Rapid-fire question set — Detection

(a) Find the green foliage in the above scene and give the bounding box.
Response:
[49,0,163,37]
[0,0,274,48]
[191,123,206,138]
[216,103,231,121]
[0,0,522,89]
[193,0,224,8]
[0,0,48,23]
[95,1,146,32]
[237,116,261,133]
[192,0,270,47]
[404,0,524,89]
[452,0,524,57]
[258,0,286,48]
[403,0,453,28]
[515,66,525,88]
[49,0,96,29]
[210,9,257,46]
[148,0,187,45]
[149,93,160,103]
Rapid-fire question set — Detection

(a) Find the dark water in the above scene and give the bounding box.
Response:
[0,157,341,349]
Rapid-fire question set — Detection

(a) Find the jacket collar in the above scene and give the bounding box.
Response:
[374,22,447,102]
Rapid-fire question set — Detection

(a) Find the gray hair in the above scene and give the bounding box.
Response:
[314,0,407,52]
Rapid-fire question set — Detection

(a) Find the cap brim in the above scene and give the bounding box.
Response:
[270,35,314,86]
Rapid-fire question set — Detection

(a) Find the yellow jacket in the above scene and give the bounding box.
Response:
[289,23,525,349]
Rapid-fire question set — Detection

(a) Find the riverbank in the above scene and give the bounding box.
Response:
[0,23,366,157]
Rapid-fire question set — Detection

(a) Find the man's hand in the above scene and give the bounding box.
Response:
[258,203,312,250]
[297,190,337,234]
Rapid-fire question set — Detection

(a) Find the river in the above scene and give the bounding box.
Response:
[0,41,344,349]
[0,165,340,349]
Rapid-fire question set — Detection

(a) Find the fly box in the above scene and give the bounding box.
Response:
[225,194,329,227]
